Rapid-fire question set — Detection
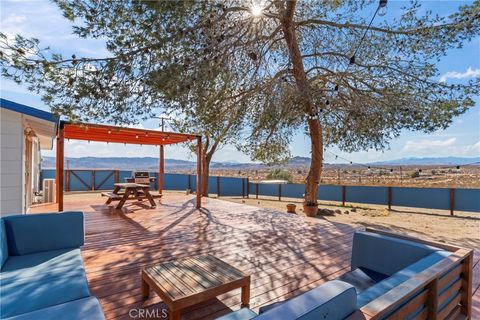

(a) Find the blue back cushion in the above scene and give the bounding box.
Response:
[1,220,8,269]
[254,280,357,320]
[357,251,451,308]
[3,212,84,256]
[351,231,439,276]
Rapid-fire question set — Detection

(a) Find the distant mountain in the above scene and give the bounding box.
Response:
[370,157,480,166]
[41,156,196,170]
[41,155,479,170]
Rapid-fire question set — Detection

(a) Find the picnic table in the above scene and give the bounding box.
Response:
[102,183,157,209]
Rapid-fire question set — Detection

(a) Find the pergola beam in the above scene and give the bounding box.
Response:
[55,121,202,211]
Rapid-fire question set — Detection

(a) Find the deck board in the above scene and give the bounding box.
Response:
[29,193,479,319]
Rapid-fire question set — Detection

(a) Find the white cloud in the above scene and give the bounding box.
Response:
[402,138,480,157]
[439,67,480,82]
[403,137,457,152]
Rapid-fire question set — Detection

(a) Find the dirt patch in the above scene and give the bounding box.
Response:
[222,196,480,249]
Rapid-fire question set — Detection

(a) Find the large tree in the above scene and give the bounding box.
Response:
[1,0,479,206]
[164,70,250,196]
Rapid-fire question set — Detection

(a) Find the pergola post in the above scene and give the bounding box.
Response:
[159,145,164,194]
[56,124,64,212]
[196,136,202,209]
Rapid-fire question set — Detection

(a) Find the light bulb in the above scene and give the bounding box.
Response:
[378,6,387,16]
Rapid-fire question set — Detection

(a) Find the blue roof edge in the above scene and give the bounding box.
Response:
[0,98,59,123]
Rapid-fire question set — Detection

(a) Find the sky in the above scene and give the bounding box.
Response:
[1,0,479,164]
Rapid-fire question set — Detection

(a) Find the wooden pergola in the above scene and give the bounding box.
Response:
[55,121,202,211]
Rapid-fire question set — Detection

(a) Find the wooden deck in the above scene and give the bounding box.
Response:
[30,193,479,320]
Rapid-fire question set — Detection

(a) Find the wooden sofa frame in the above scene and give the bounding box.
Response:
[349,228,473,320]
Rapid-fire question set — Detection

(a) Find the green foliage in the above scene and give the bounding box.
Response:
[411,171,420,178]
[266,169,293,183]
[0,0,479,160]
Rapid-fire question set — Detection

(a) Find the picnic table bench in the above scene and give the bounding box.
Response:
[102,183,160,209]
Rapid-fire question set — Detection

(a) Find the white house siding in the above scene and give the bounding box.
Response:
[1,108,24,215]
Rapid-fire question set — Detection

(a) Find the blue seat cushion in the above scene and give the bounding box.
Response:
[337,267,389,294]
[3,296,105,320]
[254,280,357,320]
[0,249,91,318]
[0,248,86,285]
[351,231,440,276]
[215,308,258,320]
[357,251,451,308]
[1,220,8,270]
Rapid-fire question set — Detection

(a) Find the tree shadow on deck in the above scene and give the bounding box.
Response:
[83,197,361,319]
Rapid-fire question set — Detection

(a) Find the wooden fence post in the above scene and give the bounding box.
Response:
[342,186,346,206]
[387,186,392,210]
[278,184,282,201]
[242,178,245,198]
[114,170,119,184]
[91,170,96,191]
[217,176,220,197]
[449,188,455,216]
[65,169,70,192]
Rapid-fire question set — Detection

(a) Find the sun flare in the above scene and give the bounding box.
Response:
[250,3,263,17]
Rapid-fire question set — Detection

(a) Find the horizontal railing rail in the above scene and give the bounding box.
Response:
[40,169,479,214]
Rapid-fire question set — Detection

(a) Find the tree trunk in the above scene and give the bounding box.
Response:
[280,0,323,205]
[201,151,211,197]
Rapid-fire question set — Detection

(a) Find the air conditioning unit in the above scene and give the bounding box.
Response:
[42,178,56,203]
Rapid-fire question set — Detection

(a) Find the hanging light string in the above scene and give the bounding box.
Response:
[324,149,474,172]
[309,0,387,120]
[311,0,469,174]
[348,0,386,66]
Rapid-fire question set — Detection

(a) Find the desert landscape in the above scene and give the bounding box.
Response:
[222,195,480,249]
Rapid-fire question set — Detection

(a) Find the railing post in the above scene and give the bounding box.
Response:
[387,186,392,210]
[278,184,282,201]
[246,177,250,198]
[217,176,221,197]
[256,183,259,199]
[91,170,95,191]
[188,174,192,191]
[342,186,346,206]
[449,188,455,216]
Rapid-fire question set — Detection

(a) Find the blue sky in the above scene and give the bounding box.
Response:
[1,0,479,164]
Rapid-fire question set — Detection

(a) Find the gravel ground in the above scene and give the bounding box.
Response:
[222,196,480,249]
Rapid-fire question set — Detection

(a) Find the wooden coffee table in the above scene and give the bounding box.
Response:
[141,255,250,320]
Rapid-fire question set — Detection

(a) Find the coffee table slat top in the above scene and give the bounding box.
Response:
[143,255,248,303]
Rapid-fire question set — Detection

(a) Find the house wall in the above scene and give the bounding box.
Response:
[1,108,24,215]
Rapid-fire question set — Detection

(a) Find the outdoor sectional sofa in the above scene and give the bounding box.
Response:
[218,229,473,320]
[0,212,105,320]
